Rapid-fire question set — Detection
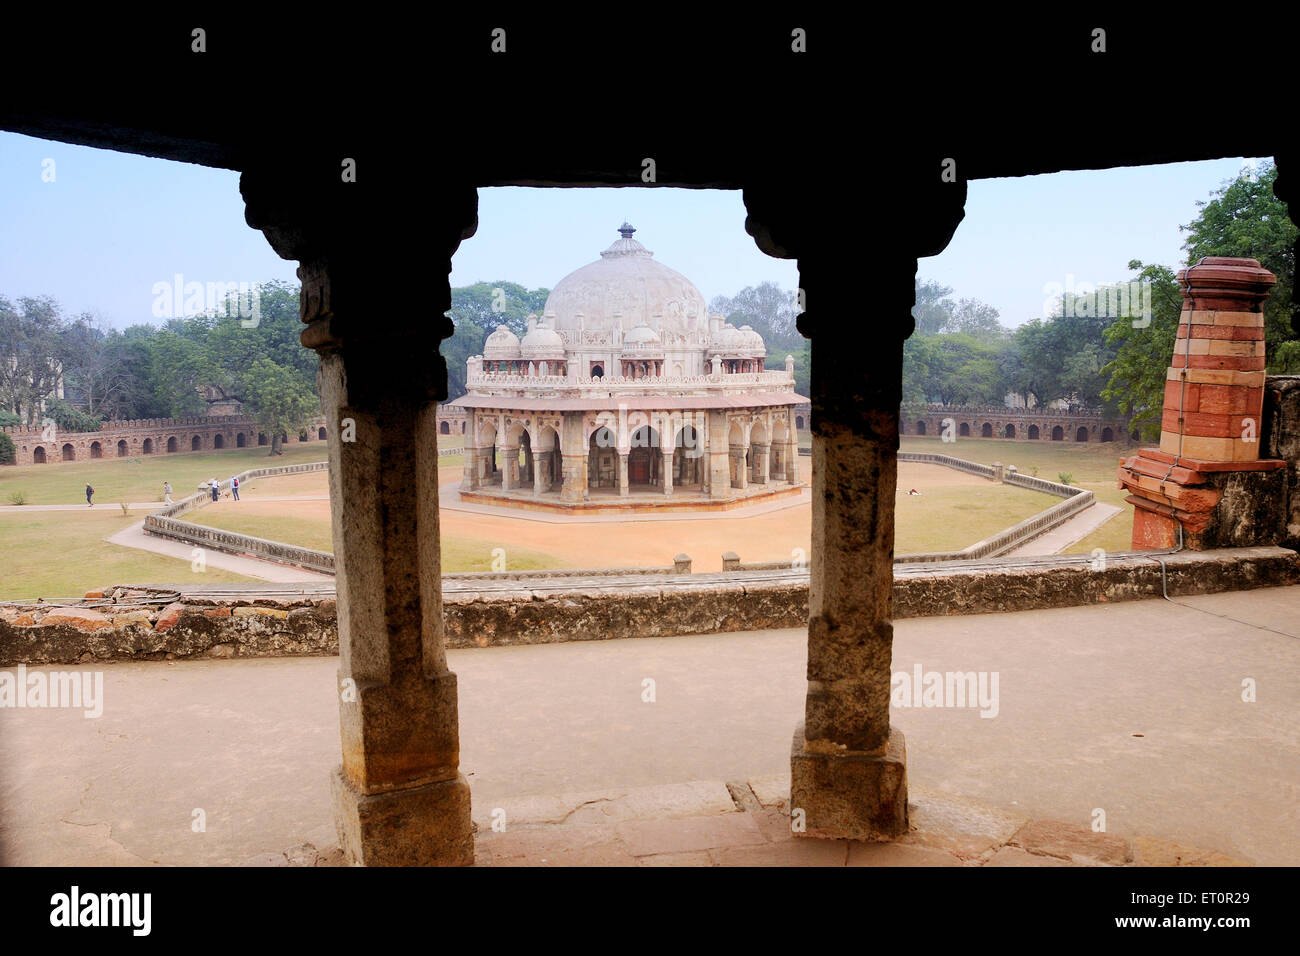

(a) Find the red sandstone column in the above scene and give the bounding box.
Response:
[1119,257,1281,548]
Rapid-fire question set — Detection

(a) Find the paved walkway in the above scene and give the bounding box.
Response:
[1004,501,1123,557]
[105,520,333,583]
[2,586,1296,865]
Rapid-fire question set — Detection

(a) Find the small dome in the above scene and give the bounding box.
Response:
[520,318,565,358]
[709,323,744,353]
[738,325,766,354]
[623,320,662,346]
[483,325,521,359]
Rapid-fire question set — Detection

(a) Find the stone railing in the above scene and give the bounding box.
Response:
[467,369,795,392]
[144,461,333,572]
[898,452,997,480]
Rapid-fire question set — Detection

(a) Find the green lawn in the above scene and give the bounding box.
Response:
[895,483,1059,555]
[0,511,255,601]
[900,435,1138,553]
[0,443,330,507]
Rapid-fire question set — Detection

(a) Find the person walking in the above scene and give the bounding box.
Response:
[211,477,220,502]
[230,475,240,501]
[163,481,173,504]
[85,483,95,507]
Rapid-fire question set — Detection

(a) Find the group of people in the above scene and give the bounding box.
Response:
[83,476,242,507]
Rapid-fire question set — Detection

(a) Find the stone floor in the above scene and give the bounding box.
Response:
[2,587,1298,866]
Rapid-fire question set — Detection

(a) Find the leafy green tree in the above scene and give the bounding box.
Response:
[242,357,319,455]
[0,295,66,425]
[0,431,14,464]
[710,281,802,354]
[1182,161,1297,372]
[43,397,103,432]
[1101,262,1184,439]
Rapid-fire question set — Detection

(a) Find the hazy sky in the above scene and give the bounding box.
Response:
[0,130,1267,332]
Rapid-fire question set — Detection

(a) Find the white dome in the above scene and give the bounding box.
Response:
[520,319,565,358]
[738,325,766,354]
[543,224,707,335]
[623,320,662,346]
[483,325,521,359]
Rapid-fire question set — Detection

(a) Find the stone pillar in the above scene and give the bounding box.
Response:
[559,412,587,503]
[754,443,771,484]
[500,444,517,491]
[533,451,546,496]
[662,450,674,495]
[1118,257,1286,548]
[674,553,692,574]
[744,170,967,844]
[618,452,629,496]
[242,171,477,865]
[461,443,478,490]
[707,411,730,499]
[786,439,801,484]
[731,449,749,490]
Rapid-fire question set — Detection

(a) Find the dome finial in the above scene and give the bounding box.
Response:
[618,221,636,239]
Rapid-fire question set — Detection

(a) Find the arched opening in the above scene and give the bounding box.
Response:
[90,441,102,459]
[237,432,247,447]
[673,424,703,489]
[1052,425,1064,441]
[728,420,748,489]
[981,422,993,438]
[916,420,926,436]
[587,425,617,490]
[319,426,327,440]
[591,363,604,379]
[142,438,154,455]
[299,430,309,442]
[502,423,531,490]
[958,422,971,437]
[191,435,202,451]
[627,425,661,488]
[749,421,770,483]
[534,425,560,493]
[1075,426,1089,442]
[1130,429,1141,442]
[62,443,75,461]
[477,421,499,484]
[116,440,128,457]
[461,422,466,434]
[796,415,805,430]
[32,446,46,464]
[258,433,268,446]
[1101,427,1114,442]
[167,436,177,453]
[213,433,225,449]
[1028,425,1040,440]
[1004,423,1016,438]
[440,421,450,434]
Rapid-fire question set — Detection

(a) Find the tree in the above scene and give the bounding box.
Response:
[443,282,549,400]
[1182,161,1297,373]
[242,358,319,455]
[0,295,66,425]
[710,281,802,354]
[1101,262,1183,439]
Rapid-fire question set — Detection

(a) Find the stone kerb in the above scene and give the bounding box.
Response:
[144,461,332,572]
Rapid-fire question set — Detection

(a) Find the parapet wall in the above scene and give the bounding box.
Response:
[3,415,329,466]
[2,548,1295,665]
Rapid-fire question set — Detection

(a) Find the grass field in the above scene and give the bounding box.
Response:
[0,510,255,601]
[0,435,1145,597]
[0,444,329,506]
[900,435,1137,554]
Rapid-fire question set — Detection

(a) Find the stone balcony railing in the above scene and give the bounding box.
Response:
[466,369,796,396]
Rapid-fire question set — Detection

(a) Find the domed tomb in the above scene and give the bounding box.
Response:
[543,223,708,335]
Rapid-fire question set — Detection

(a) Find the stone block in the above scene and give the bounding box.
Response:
[39,607,113,632]
[330,766,473,867]
[790,722,908,841]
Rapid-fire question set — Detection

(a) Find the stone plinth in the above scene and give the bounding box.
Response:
[1120,258,1286,549]
[790,722,908,841]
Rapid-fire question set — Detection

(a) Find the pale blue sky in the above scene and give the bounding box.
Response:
[0,130,1267,331]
